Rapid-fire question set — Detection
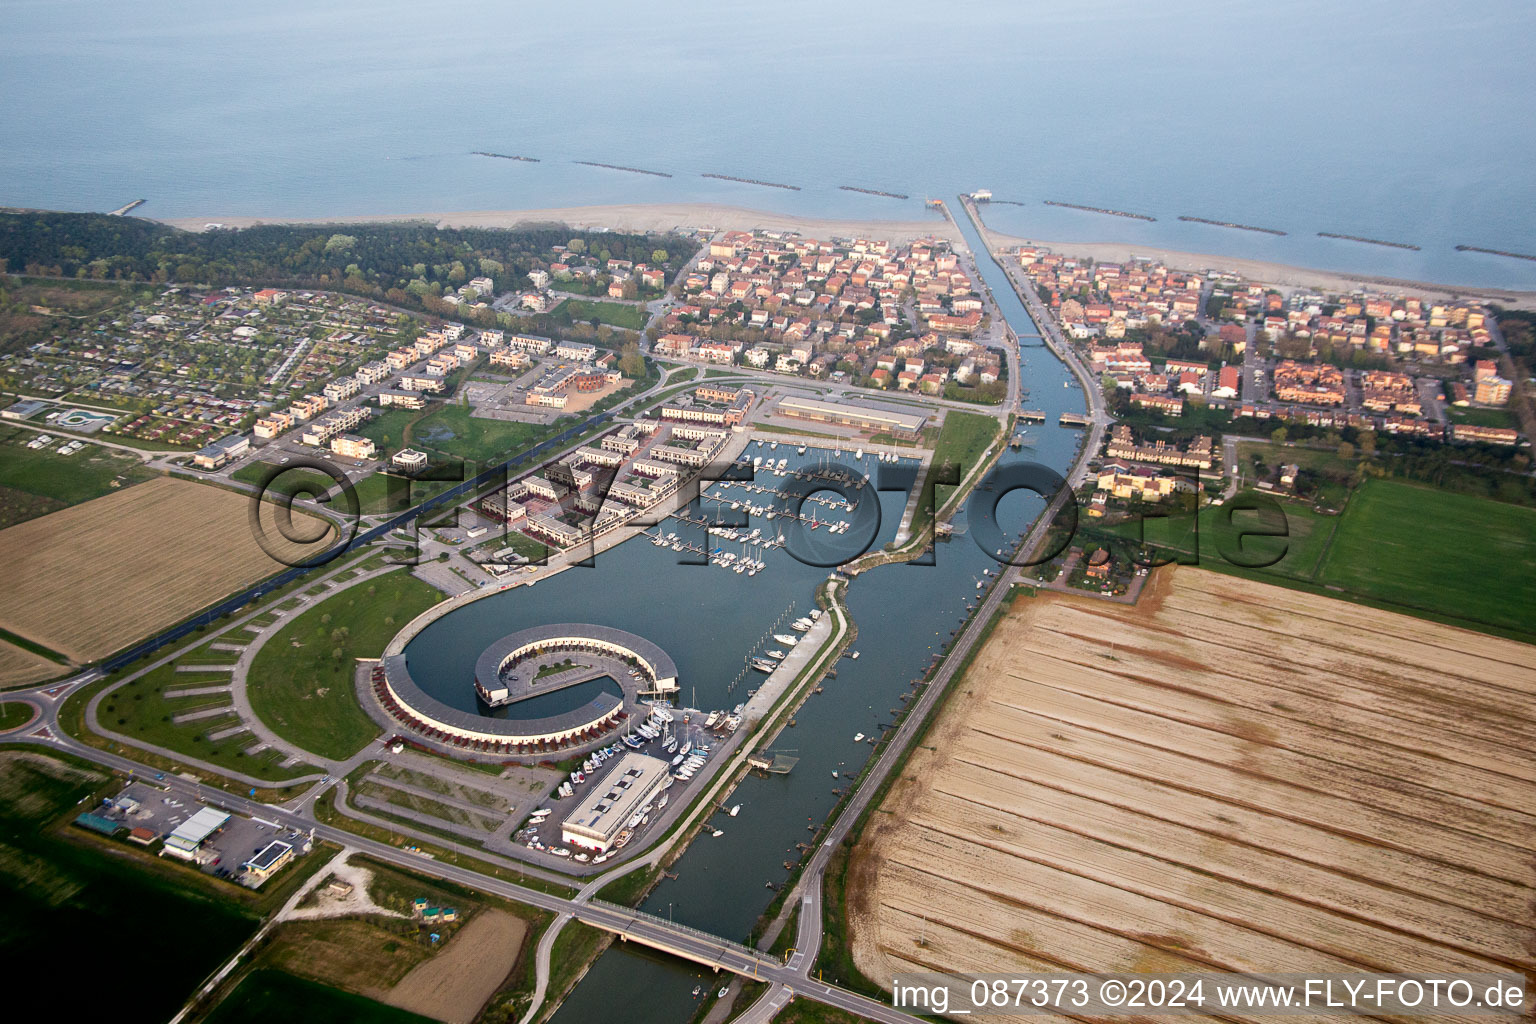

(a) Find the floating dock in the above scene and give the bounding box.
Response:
[1018,409,1047,422]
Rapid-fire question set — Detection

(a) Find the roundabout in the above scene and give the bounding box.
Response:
[375,622,680,756]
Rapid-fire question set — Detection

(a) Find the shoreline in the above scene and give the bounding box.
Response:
[154,200,1536,307]
[987,229,1536,308]
[158,202,962,245]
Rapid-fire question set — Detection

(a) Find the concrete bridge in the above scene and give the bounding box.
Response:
[583,899,776,975]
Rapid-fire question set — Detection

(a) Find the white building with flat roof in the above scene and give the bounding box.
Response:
[161,806,230,861]
[561,753,672,853]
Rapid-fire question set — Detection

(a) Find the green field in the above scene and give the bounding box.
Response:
[246,569,444,759]
[1316,477,1536,635]
[351,471,457,516]
[1446,404,1518,429]
[0,425,155,526]
[357,406,427,451]
[1099,494,1339,583]
[206,970,435,1024]
[231,460,340,499]
[931,410,1001,476]
[556,298,649,330]
[0,752,258,1024]
[1110,477,1536,638]
[410,404,545,465]
[911,410,1001,539]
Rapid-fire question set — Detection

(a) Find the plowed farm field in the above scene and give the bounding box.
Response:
[849,568,1536,1023]
[0,476,329,663]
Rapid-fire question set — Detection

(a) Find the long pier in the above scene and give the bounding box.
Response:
[109,199,146,216]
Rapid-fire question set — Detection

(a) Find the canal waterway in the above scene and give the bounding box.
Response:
[540,257,1081,1024]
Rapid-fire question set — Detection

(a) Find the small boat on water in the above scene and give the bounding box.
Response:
[791,617,813,632]
[850,651,860,659]
[854,732,865,742]
[773,633,798,646]
[750,658,776,672]
[765,649,786,660]
[712,828,725,837]
[728,804,741,816]
[832,770,839,778]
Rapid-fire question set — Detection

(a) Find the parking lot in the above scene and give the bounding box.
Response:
[96,781,311,883]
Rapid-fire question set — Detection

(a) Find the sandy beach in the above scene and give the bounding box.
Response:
[160,202,962,245]
[160,200,1536,307]
[988,229,1536,307]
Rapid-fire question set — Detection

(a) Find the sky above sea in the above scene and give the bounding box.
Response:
[2,0,1534,288]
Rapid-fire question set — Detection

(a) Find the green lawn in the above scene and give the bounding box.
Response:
[246,569,445,759]
[102,651,316,782]
[232,460,340,499]
[357,406,427,451]
[1098,494,1339,583]
[206,970,435,1024]
[556,298,649,330]
[1445,404,1518,429]
[0,701,35,730]
[909,410,1001,540]
[667,366,699,383]
[0,425,155,526]
[410,404,545,465]
[1316,477,1536,635]
[931,410,1001,475]
[351,471,457,516]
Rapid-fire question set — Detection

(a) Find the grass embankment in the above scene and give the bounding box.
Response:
[907,410,1001,542]
[542,921,613,1018]
[247,569,445,760]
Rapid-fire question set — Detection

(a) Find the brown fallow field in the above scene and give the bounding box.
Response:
[850,567,1536,1024]
[0,476,331,664]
